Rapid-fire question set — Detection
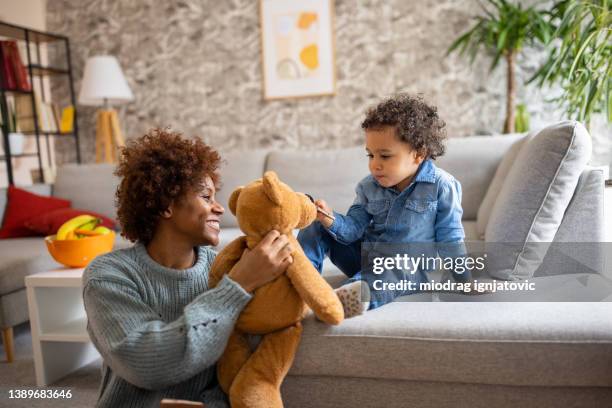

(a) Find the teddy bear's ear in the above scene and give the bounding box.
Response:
[228,187,243,216]
[262,171,283,205]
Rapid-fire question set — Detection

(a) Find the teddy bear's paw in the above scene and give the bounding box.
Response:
[334,280,370,318]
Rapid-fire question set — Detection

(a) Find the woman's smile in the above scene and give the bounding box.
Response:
[205,218,220,232]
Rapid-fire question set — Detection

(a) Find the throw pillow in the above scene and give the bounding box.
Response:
[0,186,71,239]
[24,207,116,236]
[485,121,592,280]
[476,134,531,239]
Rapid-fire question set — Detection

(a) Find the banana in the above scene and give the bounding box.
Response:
[93,226,112,235]
[77,218,100,232]
[56,215,100,240]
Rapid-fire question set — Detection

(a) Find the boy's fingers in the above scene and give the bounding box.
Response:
[316,200,331,212]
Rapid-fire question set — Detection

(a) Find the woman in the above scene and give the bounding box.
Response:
[83,128,292,407]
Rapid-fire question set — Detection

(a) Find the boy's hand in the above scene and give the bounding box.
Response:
[314,199,334,228]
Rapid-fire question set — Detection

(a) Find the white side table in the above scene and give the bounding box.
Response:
[25,268,100,386]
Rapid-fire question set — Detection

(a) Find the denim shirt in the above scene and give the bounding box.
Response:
[326,159,465,248]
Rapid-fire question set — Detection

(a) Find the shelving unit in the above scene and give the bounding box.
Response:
[25,268,99,386]
[0,20,81,186]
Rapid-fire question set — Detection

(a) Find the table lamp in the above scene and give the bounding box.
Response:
[78,55,133,163]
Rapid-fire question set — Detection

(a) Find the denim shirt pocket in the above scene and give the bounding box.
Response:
[402,199,437,229]
[366,199,390,226]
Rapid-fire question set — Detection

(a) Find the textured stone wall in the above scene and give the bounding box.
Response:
[47,0,610,167]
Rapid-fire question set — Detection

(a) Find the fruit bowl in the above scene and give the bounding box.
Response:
[45,231,116,268]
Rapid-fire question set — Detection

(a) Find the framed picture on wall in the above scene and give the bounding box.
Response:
[260,0,336,100]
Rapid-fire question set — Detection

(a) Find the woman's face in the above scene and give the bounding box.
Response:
[167,175,225,246]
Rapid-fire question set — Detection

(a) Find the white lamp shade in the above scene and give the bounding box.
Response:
[78,55,134,106]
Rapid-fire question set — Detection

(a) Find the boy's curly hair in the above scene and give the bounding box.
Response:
[361,94,446,159]
[114,128,221,244]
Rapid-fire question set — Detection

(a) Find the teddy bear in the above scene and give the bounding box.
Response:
[208,171,344,408]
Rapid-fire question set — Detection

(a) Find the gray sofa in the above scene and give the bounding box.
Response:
[1,120,611,407]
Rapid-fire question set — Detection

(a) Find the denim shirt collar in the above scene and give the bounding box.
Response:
[414,159,436,184]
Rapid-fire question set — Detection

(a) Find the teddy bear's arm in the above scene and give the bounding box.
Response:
[285,238,344,325]
[208,236,247,288]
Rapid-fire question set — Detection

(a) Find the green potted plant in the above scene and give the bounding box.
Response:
[515,103,530,132]
[447,0,553,133]
[529,0,611,127]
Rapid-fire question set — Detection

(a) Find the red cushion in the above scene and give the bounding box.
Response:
[0,186,71,239]
[24,207,116,236]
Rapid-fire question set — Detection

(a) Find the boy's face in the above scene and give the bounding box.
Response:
[365,126,425,191]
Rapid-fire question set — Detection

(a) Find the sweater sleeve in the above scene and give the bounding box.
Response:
[83,270,251,391]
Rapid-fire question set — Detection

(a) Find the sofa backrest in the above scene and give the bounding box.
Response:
[52,163,119,221]
[214,135,532,227]
[217,150,269,228]
[437,133,526,219]
[0,132,560,232]
[266,146,370,215]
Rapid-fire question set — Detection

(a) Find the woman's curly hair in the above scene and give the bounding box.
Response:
[114,128,221,244]
[361,94,446,159]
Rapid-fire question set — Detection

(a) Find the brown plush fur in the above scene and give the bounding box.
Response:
[208,171,344,408]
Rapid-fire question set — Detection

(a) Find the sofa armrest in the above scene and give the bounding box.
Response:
[554,166,604,243]
[534,167,606,279]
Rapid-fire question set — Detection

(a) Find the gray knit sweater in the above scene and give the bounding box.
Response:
[82,242,252,408]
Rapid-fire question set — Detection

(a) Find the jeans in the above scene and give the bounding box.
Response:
[297,222,422,310]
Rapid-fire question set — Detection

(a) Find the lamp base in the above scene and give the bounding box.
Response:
[95,109,125,163]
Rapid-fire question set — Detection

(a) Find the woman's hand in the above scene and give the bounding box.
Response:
[315,199,334,228]
[228,230,293,293]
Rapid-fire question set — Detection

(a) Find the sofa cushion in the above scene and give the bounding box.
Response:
[53,163,119,221]
[217,150,269,228]
[461,220,479,241]
[292,301,612,387]
[438,272,612,302]
[436,133,526,220]
[266,147,369,214]
[485,121,592,280]
[476,134,531,238]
